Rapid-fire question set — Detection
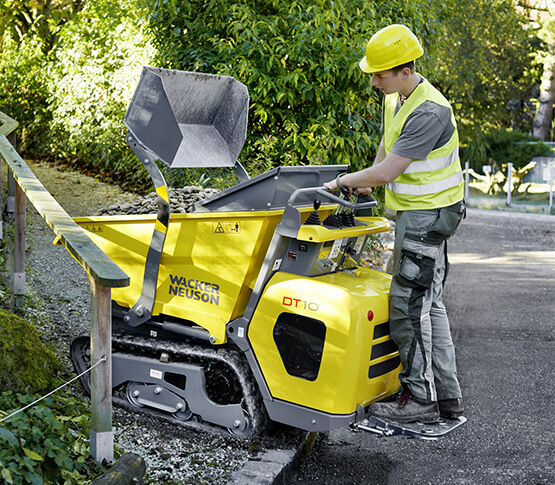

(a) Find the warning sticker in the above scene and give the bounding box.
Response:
[150,369,163,379]
[83,224,103,233]
[213,222,241,234]
[329,238,344,259]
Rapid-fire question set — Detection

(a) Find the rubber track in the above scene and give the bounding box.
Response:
[71,333,269,438]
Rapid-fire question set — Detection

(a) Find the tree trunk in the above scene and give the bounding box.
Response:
[533,46,555,141]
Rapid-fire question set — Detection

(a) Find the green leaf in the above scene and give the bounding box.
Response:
[22,447,44,462]
[0,428,18,447]
[1,467,14,484]
[23,471,43,485]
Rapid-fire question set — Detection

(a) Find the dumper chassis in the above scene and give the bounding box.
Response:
[68,67,465,441]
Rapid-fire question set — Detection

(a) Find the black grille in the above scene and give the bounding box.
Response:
[273,312,326,381]
[370,339,399,360]
[373,321,391,339]
[369,321,400,379]
[368,356,401,379]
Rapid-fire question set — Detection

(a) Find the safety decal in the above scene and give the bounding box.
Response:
[329,238,344,259]
[150,369,163,379]
[83,224,103,233]
[212,221,241,234]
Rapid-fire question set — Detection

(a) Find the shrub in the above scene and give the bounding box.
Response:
[0,391,101,484]
[483,129,550,171]
[46,0,156,191]
[0,41,52,157]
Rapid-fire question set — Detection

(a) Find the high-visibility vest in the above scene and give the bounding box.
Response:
[383,77,464,211]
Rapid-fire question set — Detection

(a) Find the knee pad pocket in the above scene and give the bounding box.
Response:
[395,233,441,289]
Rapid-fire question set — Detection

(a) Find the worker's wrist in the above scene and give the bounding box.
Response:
[336,174,347,190]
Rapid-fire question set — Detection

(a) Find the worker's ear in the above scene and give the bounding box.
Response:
[401,67,411,79]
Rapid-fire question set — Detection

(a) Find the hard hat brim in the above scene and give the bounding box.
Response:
[359,56,372,73]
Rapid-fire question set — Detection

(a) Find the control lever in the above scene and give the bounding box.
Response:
[324,191,357,228]
[305,199,322,225]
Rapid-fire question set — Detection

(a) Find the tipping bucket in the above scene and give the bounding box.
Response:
[124,67,249,168]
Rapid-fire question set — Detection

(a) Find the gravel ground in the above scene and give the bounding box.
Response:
[17,160,307,484]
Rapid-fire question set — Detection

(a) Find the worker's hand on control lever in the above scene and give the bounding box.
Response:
[323,178,373,198]
[323,180,339,191]
[353,187,373,196]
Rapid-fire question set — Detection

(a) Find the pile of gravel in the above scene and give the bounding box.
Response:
[97,186,220,216]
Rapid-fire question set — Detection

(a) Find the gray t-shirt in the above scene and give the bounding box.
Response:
[387,88,455,160]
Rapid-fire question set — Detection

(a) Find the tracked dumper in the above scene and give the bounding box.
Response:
[68,67,405,438]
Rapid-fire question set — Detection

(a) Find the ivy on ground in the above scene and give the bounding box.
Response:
[0,391,103,484]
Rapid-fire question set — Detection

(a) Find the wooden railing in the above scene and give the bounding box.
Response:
[0,111,129,464]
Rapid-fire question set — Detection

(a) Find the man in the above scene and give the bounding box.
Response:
[324,24,465,423]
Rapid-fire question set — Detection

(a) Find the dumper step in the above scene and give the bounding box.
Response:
[351,415,467,440]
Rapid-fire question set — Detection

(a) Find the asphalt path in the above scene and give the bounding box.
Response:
[290,208,555,484]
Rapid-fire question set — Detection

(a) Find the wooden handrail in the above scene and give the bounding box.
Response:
[0,112,18,137]
[0,113,129,288]
[0,110,127,465]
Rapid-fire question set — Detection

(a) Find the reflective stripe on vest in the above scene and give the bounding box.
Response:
[387,171,463,196]
[383,77,463,211]
[403,146,459,174]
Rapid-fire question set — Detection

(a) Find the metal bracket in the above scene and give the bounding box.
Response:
[90,430,114,465]
[6,195,15,219]
[124,133,170,327]
[13,272,25,295]
[233,161,250,183]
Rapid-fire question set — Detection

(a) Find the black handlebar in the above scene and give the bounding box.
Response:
[285,186,376,210]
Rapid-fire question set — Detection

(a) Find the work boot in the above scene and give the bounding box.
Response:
[369,389,439,424]
[438,397,464,419]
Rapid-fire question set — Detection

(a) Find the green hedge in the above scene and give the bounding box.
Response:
[44,0,155,191]
[140,0,446,177]
[1,0,539,194]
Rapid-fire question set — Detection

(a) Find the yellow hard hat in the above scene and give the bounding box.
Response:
[359,24,423,73]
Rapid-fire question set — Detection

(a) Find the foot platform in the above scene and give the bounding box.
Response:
[351,415,467,440]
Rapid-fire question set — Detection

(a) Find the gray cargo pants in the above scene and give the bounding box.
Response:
[389,204,464,402]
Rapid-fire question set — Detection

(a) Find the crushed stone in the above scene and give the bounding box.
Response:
[96,186,221,216]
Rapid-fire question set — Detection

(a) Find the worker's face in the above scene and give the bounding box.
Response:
[371,70,403,95]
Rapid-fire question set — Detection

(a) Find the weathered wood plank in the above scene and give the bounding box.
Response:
[0,112,18,137]
[91,454,146,484]
[0,112,123,466]
[0,134,129,288]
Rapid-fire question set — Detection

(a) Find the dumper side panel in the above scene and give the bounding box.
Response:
[248,269,400,416]
[74,211,283,342]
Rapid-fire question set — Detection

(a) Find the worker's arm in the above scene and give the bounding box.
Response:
[351,138,387,195]
[324,148,412,193]
[373,137,387,165]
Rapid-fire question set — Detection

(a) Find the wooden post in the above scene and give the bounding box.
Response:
[1,116,129,467]
[506,162,513,206]
[89,279,114,465]
[1,132,17,237]
[549,170,553,214]
[464,160,470,200]
[7,171,15,220]
[90,454,146,484]
[14,182,25,304]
